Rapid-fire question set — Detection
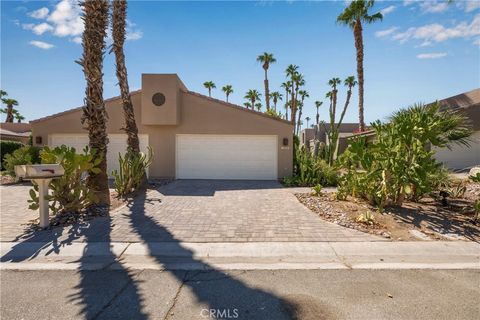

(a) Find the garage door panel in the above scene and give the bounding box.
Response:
[49,134,149,177]
[176,135,277,180]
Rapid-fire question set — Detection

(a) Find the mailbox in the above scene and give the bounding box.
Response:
[15,164,65,229]
[15,164,65,180]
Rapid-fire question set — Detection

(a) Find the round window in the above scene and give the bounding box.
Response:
[152,92,166,106]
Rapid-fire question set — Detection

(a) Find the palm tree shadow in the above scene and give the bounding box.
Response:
[127,189,297,320]
[66,213,148,320]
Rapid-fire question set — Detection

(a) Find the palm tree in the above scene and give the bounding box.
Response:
[244,89,261,110]
[203,81,216,97]
[328,77,341,120]
[12,110,25,123]
[285,65,299,123]
[296,90,309,134]
[222,85,233,102]
[111,0,141,156]
[270,91,282,111]
[292,72,305,128]
[305,116,311,128]
[243,102,252,109]
[256,52,276,110]
[78,0,110,205]
[255,102,262,111]
[314,101,322,127]
[1,98,18,123]
[337,0,383,132]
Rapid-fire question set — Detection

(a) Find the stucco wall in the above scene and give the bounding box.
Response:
[31,90,293,179]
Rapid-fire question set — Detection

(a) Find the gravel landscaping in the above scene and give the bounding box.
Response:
[295,181,480,242]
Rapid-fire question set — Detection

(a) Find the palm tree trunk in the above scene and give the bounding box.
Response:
[290,84,295,124]
[354,19,365,132]
[208,89,211,97]
[79,0,110,205]
[264,69,270,110]
[5,105,14,123]
[226,94,229,103]
[112,0,140,154]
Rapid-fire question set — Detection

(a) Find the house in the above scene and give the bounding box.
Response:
[300,123,362,158]
[433,88,480,170]
[0,123,31,144]
[30,74,293,180]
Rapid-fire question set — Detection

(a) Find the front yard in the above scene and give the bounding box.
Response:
[295,180,480,242]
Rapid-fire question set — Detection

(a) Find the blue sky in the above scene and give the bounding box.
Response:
[1,0,479,127]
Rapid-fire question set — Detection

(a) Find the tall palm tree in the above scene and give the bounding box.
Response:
[337,0,382,132]
[305,116,311,128]
[328,77,341,120]
[337,76,357,127]
[296,89,309,134]
[1,98,18,123]
[78,0,110,205]
[222,85,233,102]
[203,81,216,97]
[256,52,276,110]
[270,91,282,111]
[111,0,140,155]
[291,72,305,127]
[285,65,299,123]
[244,89,261,110]
[314,101,322,128]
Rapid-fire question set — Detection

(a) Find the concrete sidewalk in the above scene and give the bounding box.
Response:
[1,241,479,270]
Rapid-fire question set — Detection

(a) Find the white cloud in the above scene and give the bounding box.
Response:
[71,36,82,44]
[389,14,480,44]
[28,7,49,19]
[474,38,480,46]
[466,1,480,13]
[47,0,83,37]
[403,0,415,6]
[22,23,35,31]
[32,23,54,35]
[380,5,396,15]
[29,40,54,50]
[417,52,447,59]
[375,27,398,37]
[420,1,449,13]
[126,30,143,41]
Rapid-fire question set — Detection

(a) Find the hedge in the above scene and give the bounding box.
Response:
[1,141,23,170]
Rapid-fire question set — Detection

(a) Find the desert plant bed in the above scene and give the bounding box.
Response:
[295,181,480,242]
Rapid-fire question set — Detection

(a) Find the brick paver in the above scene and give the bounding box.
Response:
[0,180,383,243]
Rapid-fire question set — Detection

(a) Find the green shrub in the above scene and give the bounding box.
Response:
[284,147,338,187]
[311,184,323,196]
[337,102,472,208]
[470,173,480,183]
[28,145,101,214]
[0,141,23,170]
[112,147,153,197]
[3,146,42,177]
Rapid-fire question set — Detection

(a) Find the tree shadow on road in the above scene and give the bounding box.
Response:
[126,188,299,320]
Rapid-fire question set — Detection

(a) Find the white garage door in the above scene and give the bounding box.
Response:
[176,134,278,180]
[49,134,149,177]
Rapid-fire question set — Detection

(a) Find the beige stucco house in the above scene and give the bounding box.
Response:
[30,74,293,180]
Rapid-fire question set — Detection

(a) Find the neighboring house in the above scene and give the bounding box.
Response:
[31,74,293,180]
[0,123,31,144]
[300,123,362,158]
[433,88,480,170]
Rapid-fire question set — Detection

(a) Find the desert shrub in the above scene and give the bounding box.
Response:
[311,184,323,196]
[470,173,480,183]
[3,146,42,177]
[285,147,338,187]
[0,141,23,170]
[338,102,472,208]
[28,145,101,214]
[356,211,375,225]
[112,147,153,197]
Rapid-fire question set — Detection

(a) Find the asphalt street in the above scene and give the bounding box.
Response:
[1,269,479,320]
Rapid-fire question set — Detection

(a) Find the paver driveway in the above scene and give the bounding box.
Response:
[1,180,382,243]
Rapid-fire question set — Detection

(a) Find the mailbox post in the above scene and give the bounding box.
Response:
[15,164,65,228]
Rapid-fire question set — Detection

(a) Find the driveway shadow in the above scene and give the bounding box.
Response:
[158,179,284,197]
[126,188,298,320]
